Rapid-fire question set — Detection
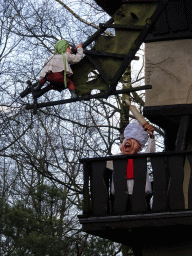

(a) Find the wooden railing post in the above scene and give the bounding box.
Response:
[167,155,185,211]
[132,157,148,213]
[91,161,108,216]
[151,156,167,212]
[83,162,92,215]
[113,159,128,215]
[186,155,192,209]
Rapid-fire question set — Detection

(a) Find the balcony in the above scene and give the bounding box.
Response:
[78,150,192,251]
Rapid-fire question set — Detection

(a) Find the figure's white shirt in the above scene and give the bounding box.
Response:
[40,47,83,77]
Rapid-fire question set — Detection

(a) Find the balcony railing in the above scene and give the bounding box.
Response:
[79,150,192,217]
[78,150,192,250]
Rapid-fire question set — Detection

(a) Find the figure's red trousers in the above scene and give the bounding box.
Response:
[39,71,75,91]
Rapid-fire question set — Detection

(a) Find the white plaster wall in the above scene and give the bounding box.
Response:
[145,39,192,106]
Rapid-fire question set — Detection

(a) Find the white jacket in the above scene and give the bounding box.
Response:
[40,47,83,78]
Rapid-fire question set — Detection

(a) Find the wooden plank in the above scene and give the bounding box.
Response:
[82,17,114,48]
[151,156,167,212]
[152,9,169,35]
[84,49,139,60]
[91,161,108,216]
[175,115,190,151]
[144,104,192,118]
[132,158,147,213]
[122,0,159,2]
[187,155,192,209]
[99,23,144,30]
[25,85,152,110]
[33,97,38,115]
[86,55,111,85]
[79,214,192,249]
[79,210,192,227]
[83,162,92,215]
[103,168,113,214]
[168,156,185,211]
[166,0,189,32]
[185,0,192,31]
[113,159,129,215]
[80,151,192,163]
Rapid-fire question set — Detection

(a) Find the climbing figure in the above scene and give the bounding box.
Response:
[20,40,83,100]
[34,40,83,99]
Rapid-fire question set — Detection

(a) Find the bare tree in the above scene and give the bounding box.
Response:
[0,0,164,255]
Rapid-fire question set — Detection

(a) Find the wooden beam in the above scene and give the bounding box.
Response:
[84,49,139,60]
[99,23,144,30]
[122,0,159,3]
[80,150,192,163]
[25,85,152,111]
[85,54,111,85]
[82,17,114,49]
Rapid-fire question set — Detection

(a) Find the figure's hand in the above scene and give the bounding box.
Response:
[143,123,154,132]
[76,44,82,48]
[143,122,154,138]
[66,47,72,53]
[120,138,141,155]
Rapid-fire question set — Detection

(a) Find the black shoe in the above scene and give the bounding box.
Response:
[70,90,77,99]
[33,82,42,91]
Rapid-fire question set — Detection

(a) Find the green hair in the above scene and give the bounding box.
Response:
[55,40,69,54]
[55,40,69,87]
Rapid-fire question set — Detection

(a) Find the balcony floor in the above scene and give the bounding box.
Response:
[78,211,192,249]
